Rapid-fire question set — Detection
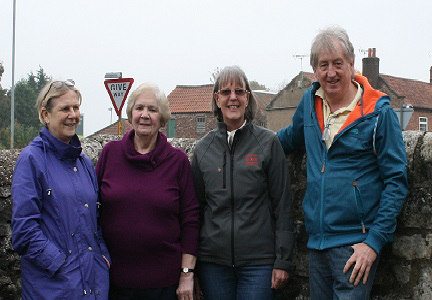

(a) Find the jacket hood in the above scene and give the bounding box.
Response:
[30,127,82,161]
[120,130,172,171]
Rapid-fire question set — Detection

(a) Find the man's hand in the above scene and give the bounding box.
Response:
[343,242,377,286]
[271,269,289,289]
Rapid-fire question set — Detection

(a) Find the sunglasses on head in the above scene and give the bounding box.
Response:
[217,88,249,97]
[43,80,75,101]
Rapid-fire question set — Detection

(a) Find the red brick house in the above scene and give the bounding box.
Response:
[166,84,217,138]
[362,49,432,131]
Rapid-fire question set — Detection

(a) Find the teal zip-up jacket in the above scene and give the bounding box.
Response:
[277,75,408,254]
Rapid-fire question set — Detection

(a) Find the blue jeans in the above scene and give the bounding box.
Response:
[308,246,380,300]
[197,261,274,300]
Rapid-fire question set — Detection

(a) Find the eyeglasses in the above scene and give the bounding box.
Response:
[216,88,249,97]
[43,80,75,101]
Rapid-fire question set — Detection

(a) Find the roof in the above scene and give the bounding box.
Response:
[380,74,432,108]
[167,84,213,113]
[252,90,276,111]
[267,71,316,108]
[88,119,132,137]
[303,71,317,82]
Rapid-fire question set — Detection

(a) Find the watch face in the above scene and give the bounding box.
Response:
[182,268,188,272]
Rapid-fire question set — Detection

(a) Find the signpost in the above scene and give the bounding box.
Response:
[104,77,134,135]
[394,104,413,130]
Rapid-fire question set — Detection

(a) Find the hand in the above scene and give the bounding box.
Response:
[343,243,377,286]
[271,269,289,289]
[176,273,194,300]
[194,276,204,300]
[102,255,110,269]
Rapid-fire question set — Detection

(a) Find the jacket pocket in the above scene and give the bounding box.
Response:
[352,181,366,233]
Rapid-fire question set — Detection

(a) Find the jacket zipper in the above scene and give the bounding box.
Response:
[319,153,326,249]
[352,181,366,233]
[230,137,236,267]
[223,150,226,189]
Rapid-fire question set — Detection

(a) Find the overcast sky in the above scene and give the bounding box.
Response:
[1,0,431,136]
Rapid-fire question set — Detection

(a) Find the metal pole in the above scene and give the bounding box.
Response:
[400,103,404,131]
[10,0,16,149]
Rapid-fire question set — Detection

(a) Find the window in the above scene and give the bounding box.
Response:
[167,119,176,138]
[419,117,428,131]
[196,117,206,132]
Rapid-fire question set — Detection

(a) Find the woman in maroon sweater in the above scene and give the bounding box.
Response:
[96,83,200,300]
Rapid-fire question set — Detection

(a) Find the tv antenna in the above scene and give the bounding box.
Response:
[359,48,368,57]
[293,54,309,72]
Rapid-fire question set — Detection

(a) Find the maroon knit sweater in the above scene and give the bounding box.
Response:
[96,130,200,289]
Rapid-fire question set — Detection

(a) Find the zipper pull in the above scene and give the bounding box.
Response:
[361,221,366,233]
[321,163,325,173]
[352,181,358,187]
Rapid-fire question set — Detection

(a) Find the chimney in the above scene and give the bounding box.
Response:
[362,48,380,89]
[430,66,432,84]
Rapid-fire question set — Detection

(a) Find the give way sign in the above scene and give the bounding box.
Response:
[104,78,134,116]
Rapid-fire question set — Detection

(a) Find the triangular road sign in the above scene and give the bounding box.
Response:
[104,78,134,116]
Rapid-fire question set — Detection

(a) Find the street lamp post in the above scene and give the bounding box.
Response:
[108,107,113,124]
[10,0,16,149]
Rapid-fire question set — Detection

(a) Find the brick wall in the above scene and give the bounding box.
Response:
[172,112,217,138]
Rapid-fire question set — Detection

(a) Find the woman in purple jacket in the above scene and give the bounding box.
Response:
[96,83,200,300]
[12,81,111,299]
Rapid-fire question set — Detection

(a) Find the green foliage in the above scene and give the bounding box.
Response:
[0,123,42,150]
[0,65,51,149]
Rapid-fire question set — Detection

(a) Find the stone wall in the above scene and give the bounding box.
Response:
[1,131,431,299]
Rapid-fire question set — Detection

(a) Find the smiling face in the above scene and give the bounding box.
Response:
[314,40,355,102]
[42,90,80,143]
[215,79,249,131]
[131,91,162,139]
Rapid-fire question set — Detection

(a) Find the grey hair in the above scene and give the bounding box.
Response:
[126,82,171,127]
[310,26,355,70]
[212,65,257,122]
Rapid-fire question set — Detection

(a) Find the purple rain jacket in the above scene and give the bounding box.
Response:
[12,127,110,299]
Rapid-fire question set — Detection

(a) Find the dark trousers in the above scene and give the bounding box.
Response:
[109,284,177,300]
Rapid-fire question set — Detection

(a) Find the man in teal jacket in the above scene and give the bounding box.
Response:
[277,26,408,299]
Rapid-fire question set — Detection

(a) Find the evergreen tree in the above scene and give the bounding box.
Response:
[0,65,51,148]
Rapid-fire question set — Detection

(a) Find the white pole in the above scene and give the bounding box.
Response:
[10,0,16,149]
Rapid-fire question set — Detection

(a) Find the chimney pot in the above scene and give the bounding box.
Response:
[430,66,432,84]
[372,48,376,57]
[368,48,372,57]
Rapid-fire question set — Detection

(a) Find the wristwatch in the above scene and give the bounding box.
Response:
[180,267,194,273]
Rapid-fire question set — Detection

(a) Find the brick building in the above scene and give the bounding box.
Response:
[362,48,432,131]
[167,84,217,138]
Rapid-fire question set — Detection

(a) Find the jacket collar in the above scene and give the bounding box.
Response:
[217,120,252,135]
[121,130,171,171]
[312,75,387,132]
[33,127,82,161]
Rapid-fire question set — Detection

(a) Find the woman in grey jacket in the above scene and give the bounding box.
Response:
[191,66,296,300]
